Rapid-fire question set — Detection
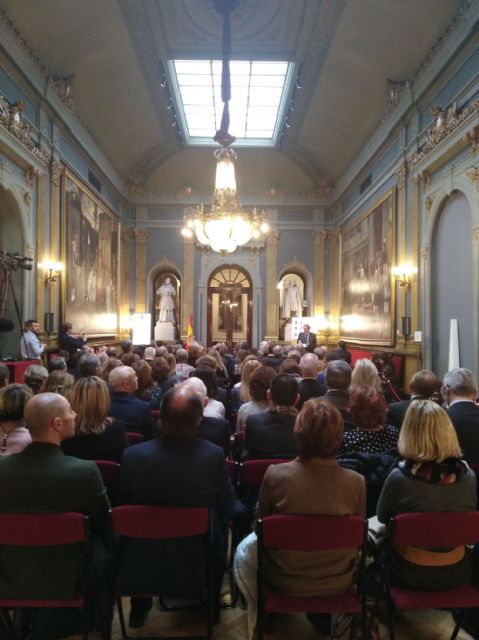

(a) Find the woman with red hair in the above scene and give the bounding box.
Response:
[340,385,399,454]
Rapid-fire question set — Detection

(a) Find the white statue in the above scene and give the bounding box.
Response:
[283,278,303,319]
[157,277,176,323]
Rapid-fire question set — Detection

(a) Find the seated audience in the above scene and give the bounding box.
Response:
[143,346,157,363]
[0,383,33,454]
[207,348,229,388]
[48,356,67,372]
[298,353,327,407]
[340,386,399,454]
[260,343,283,370]
[77,353,101,378]
[120,352,140,367]
[109,366,153,439]
[377,399,477,589]
[278,358,302,377]
[40,369,75,398]
[319,359,353,428]
[195,355,228,408]
[120,339,133,355]
[0,363,9,387]
[236,366,276,432]
[100,357,122,382]
[386,369,439,429]
[243,373,299,460]
[132,359,154,402]
[63,376,128,462]
[24,364,48,394]
[175,347,194,381]
[336,340,352,365]
[351,358,382,390]
[181,377,230,455]
[228,358,261,418]
[0,392,110,638]
[445,367,479,464]
[119,385,245,627]
[150,357,177,409]
[191,367,225,419]
[234,399,366,638]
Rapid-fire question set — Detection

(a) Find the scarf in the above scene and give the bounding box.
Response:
[398,457,469,484]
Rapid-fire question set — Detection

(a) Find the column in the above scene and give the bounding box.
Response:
[120,227,131,334]
[313,230,327,318]
[327,230,340,322]
[182,236,195,338]
[395,161,408,348]
[35,173,46,326]
[132,228,149,313]
[264,231,280,341]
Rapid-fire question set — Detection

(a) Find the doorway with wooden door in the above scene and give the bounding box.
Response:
[208,265,252,348]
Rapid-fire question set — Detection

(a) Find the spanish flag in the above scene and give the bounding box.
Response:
[185,314,194,350]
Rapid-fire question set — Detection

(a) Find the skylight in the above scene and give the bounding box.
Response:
[169,59,293,146]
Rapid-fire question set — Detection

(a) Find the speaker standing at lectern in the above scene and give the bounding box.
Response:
[297,323,317,352]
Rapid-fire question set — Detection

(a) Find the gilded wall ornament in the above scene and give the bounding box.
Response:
[466,126,479,153]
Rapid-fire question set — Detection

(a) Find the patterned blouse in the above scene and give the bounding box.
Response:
[339,424,399,455]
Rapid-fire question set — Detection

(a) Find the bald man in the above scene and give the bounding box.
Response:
[0,393,110,633]
[119,384,244,628]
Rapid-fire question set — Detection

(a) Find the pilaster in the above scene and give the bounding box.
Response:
[182,236,195,337]
[313,230,327,318]
[132,228,149,313]
[265,231,280,341]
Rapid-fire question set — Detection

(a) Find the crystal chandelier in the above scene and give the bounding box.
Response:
[180,0,269,254]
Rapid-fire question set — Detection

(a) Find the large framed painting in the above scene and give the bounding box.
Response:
[340,189,395,345]
[62,170,120,335]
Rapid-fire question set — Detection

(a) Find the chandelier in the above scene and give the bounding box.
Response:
[180,0,269,254]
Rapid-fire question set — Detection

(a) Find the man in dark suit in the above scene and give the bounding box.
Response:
[0,392,110,636]
[243,373,299,459]
[109,365,153,438]
[298,352,327,408]
[119,385,245,628]
[260,343,284,370]
[445,367,479,464]
[336,340,352,365]
[297,323,317,352]
[181,376,230,455]
[386,369,439,429]
[319,359,354,430]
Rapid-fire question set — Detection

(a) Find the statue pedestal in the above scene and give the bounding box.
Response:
[154,321,175,342]
[284,323,293,343]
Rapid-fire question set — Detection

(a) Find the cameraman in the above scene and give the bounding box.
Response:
[20,319,45,360]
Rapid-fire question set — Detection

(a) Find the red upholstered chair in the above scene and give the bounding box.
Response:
[126,431,144,446]
[111,505,214,640]
[239,458,290,487]
[377,511,479,640]
[0,512,98,640]
[257,514,369,640]
[231,430,245,461]
[226,458,238,484]
[94,460,120,505]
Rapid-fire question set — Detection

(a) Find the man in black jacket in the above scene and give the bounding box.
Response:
[386,369,439,429]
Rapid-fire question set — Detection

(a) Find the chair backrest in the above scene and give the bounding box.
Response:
[112,505,210,539]
[390,511,479,547]
[126,431,144,446]
[258,514,367,552]
[95,459,120,487]
[226,459,237,483]
[240,458,290,486]
[0,512,87,546]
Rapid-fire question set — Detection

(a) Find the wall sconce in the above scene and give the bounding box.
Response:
[40,261,64,283]
[392,264,417,287]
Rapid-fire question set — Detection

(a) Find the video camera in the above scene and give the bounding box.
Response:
[0,252,33,271]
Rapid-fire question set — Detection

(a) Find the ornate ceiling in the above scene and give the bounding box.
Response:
[0,0,465,202]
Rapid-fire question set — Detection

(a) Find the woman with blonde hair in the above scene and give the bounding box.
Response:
[350,358,381,389]
[0,384,33,454]
[376,399,476,589]
[62,375,128,462]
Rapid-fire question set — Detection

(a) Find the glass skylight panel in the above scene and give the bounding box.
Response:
[171,59,292,145]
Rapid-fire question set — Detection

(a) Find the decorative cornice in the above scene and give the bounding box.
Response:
[0,95,50,165]
[408,100,479,171]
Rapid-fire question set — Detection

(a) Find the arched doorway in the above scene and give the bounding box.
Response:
[431,190,473,377]
[208,265,252,347]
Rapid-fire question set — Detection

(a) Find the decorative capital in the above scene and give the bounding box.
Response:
[424,195,434,212]
[131,228,150,243]
[420,170,431,191]
[395,162,408,189]
[49,159,62,186]
[266,230,280,245]
[466,166,479,184]
[25,166,40,186]
[466,126,479,153]
[313,230,327,245]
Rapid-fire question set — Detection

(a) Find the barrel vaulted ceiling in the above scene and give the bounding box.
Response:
[0,0,466,203]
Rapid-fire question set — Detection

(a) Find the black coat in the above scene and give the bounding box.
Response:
[448,401,479,465]
[243,410,298,459]
[109,391,153,439]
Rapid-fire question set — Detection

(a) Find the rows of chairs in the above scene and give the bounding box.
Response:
[1,509,479,639]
